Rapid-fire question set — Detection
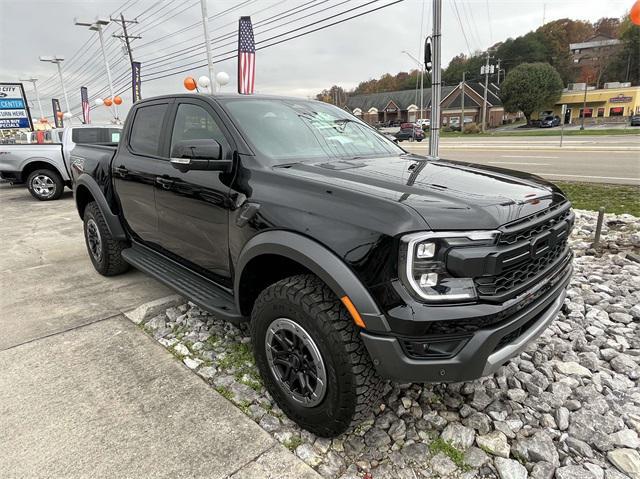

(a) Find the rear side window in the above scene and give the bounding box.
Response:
[129,103,168,156]
[72,128,102,144]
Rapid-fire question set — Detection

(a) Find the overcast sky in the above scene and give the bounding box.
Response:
[0,0,631,124]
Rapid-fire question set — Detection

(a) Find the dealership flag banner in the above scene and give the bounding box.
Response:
[237,16,255,95]
[81,86,90,124]
[132,61,142,102]
[52,98,63,128]
[0,83,33,130]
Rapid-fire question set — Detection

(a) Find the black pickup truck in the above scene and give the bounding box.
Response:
[72,94,573,437]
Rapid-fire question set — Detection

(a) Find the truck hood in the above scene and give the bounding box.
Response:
[279,154,568,230]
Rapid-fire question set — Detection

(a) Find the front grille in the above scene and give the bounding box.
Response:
[475,240,569,297]
[499,205,572,245]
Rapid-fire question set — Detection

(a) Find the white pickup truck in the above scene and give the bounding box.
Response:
[0,125,121,200]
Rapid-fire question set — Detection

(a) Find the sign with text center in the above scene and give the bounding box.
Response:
[0,83,33,130]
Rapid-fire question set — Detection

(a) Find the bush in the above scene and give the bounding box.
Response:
[463,122,480,134]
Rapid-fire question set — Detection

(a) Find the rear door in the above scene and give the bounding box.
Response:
[113,99,172,244]
[153,98,234,284]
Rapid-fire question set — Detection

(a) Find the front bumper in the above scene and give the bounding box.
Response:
[361,262,571,383]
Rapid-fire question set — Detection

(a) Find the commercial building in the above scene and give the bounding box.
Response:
[346,82,518,128]
[569,34,623,68]
[539,83,640,125]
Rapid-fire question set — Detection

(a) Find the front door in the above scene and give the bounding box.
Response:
[153,99,234,284]
[113,100,172,244]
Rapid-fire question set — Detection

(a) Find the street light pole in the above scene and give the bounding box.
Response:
[19,77,44,120]
[460,71,466,133]
[39,56,71,117]
[200,0,216,92]
[75,18,118,121]
[429,0,442,157]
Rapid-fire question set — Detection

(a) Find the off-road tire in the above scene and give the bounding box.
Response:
[250,274,385,437]
[26,168,64,201]
[83,201,129,276]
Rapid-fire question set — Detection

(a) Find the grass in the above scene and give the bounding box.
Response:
[283,436,304,451]
[556,182,640,217]
[215,385,234,401]
[429,438,470,471]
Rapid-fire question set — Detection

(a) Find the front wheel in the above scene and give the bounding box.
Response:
[26,169,64,201]
[83,201,130,276]
[250,274,384,437]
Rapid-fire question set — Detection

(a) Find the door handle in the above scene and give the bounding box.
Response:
[156,177,174,189]
[114,165,129,176]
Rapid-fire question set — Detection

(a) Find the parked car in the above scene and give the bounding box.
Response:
[394,124,425,142]
[540,115,561,128]
[0,125,121,200]
[630,115,640,126]
[416,119,430,127]
[73,93,573,437]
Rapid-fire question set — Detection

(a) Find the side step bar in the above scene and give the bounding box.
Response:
[121,243,245,324]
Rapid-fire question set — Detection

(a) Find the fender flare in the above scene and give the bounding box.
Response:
[234,230,389,332]
[75,173,127,241]
[21,157,69,181]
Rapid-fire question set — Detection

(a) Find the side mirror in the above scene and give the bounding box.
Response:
[170,139,232,172]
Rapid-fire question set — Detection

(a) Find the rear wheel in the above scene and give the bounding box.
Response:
[83,201,129,276]
[250,274,384,437]
[26,169,64,201]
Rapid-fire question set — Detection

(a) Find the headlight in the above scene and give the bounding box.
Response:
[399,231,500,302]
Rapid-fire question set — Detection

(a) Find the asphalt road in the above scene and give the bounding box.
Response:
[401,135,640,185]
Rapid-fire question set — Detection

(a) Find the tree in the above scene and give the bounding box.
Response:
[601,18,640,85]
[500,63,564,124]
[316,85,348,106]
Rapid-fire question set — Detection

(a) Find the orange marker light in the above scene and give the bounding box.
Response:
[341,296,366,329]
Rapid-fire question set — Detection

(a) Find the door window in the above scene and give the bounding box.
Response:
[170,103,227,153]
[129,103,168,156]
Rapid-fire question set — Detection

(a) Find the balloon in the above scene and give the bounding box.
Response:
[103,98,113,106]
[63,112,72,119]
[198,75,211,89]
[184,76,197,91]
[40,117,48,123]
[631,0,640,25]
[113,96,123,105]
[216,71,230,86]
[94,98,104,106]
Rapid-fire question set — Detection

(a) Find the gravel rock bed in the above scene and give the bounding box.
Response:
[138,209,640,479]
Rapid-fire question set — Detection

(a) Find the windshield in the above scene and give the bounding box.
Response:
[223,98,404,163]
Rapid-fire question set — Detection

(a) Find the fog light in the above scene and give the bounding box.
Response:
[419,273,438,287]
[416,242,435,259]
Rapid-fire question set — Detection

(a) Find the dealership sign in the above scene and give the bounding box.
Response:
[0,83,33,130]
[610,96,632,103]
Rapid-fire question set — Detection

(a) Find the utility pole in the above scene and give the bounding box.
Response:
[481,51,492,133]
[75,18,119,121]
[429,0,442,157]
[39,56,71,116]
[200,0,215,93]
[460,71,465,133]
[19,77,44,120]
[580,79,588,131]
[402,50,425,121]
[112,14,140,66]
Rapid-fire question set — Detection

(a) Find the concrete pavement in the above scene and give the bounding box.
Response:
[0,183,319,478]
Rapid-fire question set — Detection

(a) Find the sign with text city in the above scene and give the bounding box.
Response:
[0,83,33,130]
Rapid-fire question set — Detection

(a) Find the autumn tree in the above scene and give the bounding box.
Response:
[500,63,564,124]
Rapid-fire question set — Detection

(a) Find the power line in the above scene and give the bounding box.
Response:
[143,0,406,82]
[451,1,472,57]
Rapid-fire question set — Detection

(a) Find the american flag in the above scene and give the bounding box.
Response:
[237,16,255,95]
[80,86,90,124]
